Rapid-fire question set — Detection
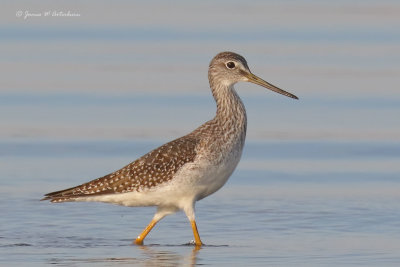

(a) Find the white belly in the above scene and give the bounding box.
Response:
[78,144,243,209]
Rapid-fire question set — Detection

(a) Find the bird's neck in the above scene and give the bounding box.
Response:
[211,83,247,139]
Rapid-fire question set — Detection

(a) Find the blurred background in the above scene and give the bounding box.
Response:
[1,0,399,141]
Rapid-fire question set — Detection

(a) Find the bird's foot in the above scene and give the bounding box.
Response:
[134,237,144,245]
[189,239,203,247]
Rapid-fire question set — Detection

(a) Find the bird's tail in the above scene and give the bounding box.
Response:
[41,185,82,203]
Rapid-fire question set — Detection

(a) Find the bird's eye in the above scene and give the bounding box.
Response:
[226,62,236,69]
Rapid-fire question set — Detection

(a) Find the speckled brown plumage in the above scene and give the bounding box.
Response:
[42,136,200,202]
[41,51,298,246]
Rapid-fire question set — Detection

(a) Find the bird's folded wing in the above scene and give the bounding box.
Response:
[42,136,200,202]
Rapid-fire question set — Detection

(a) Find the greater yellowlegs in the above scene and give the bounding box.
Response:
[42,52,298,246]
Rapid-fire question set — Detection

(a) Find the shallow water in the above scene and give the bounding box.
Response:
[1,140,400,266]
[2,0,400,266]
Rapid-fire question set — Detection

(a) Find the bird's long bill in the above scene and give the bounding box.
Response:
[246,73,298,100]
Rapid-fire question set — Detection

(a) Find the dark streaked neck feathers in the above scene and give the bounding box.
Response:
[208,71,247,146]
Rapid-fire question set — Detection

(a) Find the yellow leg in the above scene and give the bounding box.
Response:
[134,219,158,245]
[190,220,203,246]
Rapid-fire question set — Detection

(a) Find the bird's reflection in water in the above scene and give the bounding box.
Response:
[46,242,201,266]
[137,244,201,267]
[47,243,202,266]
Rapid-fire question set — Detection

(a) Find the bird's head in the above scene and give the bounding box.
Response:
[209,51,298,100]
